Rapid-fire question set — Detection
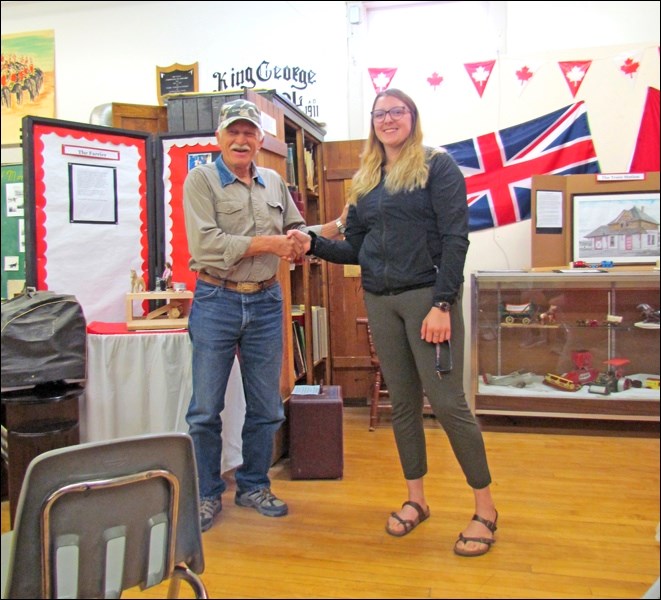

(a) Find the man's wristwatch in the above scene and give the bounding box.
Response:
[433,301,452,312]
[335,219,346,235]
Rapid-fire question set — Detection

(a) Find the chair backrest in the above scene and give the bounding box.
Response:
[3,433,205,599]
[356,317,381,368]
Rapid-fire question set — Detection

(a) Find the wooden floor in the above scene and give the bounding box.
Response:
[2,407,659,599]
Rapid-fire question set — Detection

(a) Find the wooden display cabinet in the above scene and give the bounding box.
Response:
[471,269,660,433]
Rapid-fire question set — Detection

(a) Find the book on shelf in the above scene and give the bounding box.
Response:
[292,304,328,366]
[291,304,305,327]
[311,305,328,362]
[291,320,306,378]
[290,188,305,218]
[286,143,297,188]
[304,147,316,193]
[318,306,328,360]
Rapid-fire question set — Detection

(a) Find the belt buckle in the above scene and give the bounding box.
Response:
[236,281,260,293]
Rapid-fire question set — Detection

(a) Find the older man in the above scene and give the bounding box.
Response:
[183,99,312,532]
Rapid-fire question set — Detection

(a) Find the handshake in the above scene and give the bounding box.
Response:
[279,229,312,262]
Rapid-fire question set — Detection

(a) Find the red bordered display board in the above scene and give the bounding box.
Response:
[155,132,218,293]
[23,116,155,324]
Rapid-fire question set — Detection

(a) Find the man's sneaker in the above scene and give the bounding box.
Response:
[199,497,222,532]
[235,487,288,517]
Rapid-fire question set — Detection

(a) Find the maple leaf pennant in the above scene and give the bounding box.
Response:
[558,60,592,98]
[513,61,542,95]
[464,60,496,98]
[367,68,397,93]
[614,51,643,84]
[427,71,443,90]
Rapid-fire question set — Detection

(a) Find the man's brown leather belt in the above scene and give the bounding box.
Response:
[198,272,278,293]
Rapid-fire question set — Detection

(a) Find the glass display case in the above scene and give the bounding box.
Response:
[470,269,660,430]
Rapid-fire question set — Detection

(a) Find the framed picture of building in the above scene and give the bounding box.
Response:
[572,191,660,264]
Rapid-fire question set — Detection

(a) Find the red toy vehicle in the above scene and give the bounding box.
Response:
[562,350,599,385]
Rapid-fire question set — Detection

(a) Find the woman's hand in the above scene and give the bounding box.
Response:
[421,308,451,343]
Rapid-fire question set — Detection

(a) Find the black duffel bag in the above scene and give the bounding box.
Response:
[1,289,87,389]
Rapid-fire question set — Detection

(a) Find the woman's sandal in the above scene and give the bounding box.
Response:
[453,511,498,557]
[385,500,430,537]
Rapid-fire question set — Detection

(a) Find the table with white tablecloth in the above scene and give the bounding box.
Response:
[81,322,245,474]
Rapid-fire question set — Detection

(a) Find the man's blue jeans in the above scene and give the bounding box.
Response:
[186,279,285,500]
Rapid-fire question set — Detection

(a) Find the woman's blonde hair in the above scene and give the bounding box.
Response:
[349,89,439,204]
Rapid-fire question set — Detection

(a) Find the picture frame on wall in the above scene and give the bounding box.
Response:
[1,30,56,145]
[571,191,660,265]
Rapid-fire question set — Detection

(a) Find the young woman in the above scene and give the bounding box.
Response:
[304,89,498,556]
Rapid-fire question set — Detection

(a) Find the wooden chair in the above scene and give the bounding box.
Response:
[357,318,433,431]
[356,318,390,431]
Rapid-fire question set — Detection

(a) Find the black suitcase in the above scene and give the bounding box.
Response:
[1,289,87,389]
[289,385,343,480]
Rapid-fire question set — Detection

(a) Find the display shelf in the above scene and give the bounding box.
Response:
[471,270,660,428]
[125,290,193,330]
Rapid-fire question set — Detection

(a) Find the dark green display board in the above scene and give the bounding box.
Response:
[1,163,25,299]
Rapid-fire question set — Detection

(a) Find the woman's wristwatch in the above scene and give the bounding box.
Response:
[433,301,452,312]
[335,219,346,235]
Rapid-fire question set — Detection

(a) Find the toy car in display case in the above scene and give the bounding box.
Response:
[543,372,582,392]
[500,302,536,324]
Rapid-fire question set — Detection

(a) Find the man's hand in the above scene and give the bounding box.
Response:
[245,232,310,262]
[286,229,311,260]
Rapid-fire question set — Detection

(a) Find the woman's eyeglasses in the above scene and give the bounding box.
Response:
[371,107,410,122]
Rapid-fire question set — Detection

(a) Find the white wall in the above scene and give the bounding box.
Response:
[1,0,350,158]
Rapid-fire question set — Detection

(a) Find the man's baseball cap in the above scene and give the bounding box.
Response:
[218,99,263,136]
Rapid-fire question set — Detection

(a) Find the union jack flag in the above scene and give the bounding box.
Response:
[442,102,600,231]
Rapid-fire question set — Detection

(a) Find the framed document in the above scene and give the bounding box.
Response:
[572,191,660,265]
[156,62,199,105]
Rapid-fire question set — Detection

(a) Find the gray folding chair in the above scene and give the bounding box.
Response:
[1,433,208,599]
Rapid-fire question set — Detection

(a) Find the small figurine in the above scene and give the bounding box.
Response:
[635,303,660,329]
[162,262,173,290]
[130,269,146,293]
[538,305,558,325]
